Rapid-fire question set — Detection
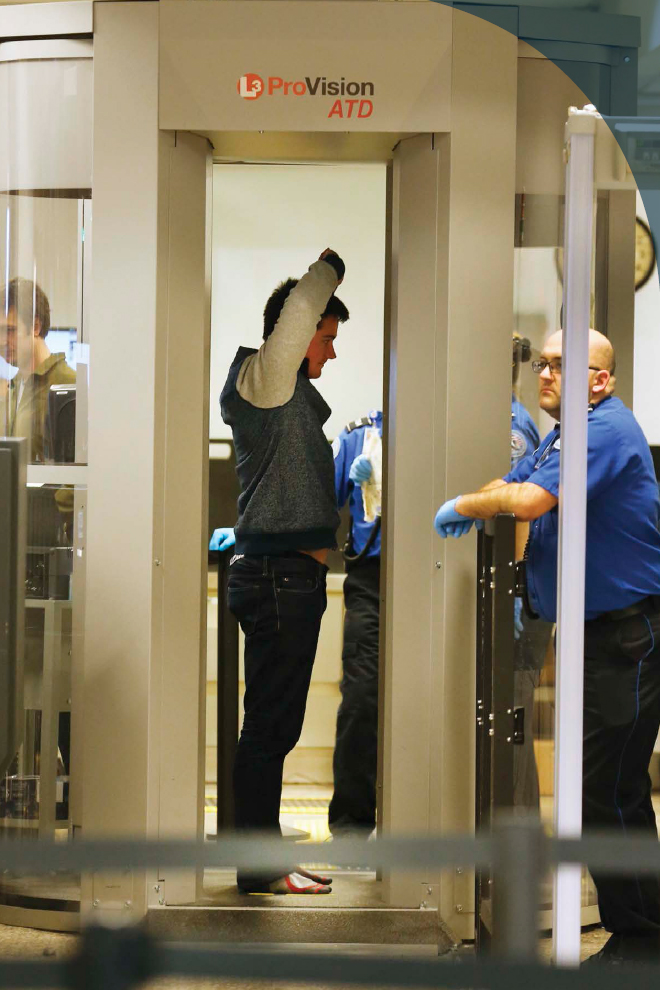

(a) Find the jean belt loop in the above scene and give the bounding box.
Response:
[262,556,268,578]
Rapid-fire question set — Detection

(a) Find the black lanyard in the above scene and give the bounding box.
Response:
[534,426,560,470]
[534,404,594,471]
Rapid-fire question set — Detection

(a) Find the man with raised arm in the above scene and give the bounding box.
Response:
[219,249,349,895]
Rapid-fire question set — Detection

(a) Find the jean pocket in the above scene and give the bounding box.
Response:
[614,612,659,664]
[227,585,260,637]
[274,573,325,626]
[275,574,319,594]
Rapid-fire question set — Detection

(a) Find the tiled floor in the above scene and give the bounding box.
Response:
[205,783,660,848]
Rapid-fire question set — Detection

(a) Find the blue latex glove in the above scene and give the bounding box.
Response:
[209,527,236,551]
[349,454,373,484]
[433,498,475,539]
[514,596,524,640]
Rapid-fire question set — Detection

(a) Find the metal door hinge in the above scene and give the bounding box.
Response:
[420,882,439,910]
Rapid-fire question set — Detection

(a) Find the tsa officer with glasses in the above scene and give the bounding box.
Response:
[434,329,660,966]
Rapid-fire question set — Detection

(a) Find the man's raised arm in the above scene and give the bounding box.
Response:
[237,249,344,408]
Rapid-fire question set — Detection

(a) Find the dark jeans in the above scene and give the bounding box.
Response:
[583,602,660,936]
[329,557,380,836]
[228,552,328,889]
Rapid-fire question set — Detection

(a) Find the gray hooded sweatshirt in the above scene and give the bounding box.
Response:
[220,257,343,555]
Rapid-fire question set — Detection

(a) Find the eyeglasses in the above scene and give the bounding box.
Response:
[532,359,561,376]
[531,359,602,376]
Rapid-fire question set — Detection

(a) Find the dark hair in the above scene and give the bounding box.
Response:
[263,278,349,340]
[1,277,50,338]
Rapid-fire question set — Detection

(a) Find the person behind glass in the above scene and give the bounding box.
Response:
[0,277,75,464]
[219,249,349,895]
[328,410,382,840]
[434,329,660,965]
[510,334,539,474]
[0,278,76,779]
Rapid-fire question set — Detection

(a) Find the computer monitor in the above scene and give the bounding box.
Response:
[45,384,76,464]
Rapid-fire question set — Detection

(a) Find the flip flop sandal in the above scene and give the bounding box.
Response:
[280,872,333,894]
[238,871,333,895]
[294,867,333,886]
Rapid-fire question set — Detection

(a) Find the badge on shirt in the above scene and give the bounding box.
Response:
[511,430,527,463]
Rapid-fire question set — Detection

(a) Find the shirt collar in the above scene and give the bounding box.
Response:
[12,352,67,382]
[555,394,615,425]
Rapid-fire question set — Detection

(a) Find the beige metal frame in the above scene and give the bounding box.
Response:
[83,2,211,921]
[81,1,517,932]
[0,0,637,943]
[382,14,517,934]
[79,0,635,938]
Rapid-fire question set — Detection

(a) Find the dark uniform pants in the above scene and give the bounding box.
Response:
[583,601,660,936]
[329,557,380,836]
[513,614,553,813]
[228,553,327,889]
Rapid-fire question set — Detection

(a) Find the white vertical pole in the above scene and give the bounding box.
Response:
[552,109,596,966]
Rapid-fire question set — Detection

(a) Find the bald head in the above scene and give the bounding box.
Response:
[544,329,615,374]
[538,330,616,419]
[588,329,616,375]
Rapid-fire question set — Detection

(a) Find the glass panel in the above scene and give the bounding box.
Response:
[0,48,92,920]
[513,189,625,943]
[0,51,92,467]
[0,195,89,466]
[513,198,561,941]
[634,190,660,932]
[477,188,609,950]
[9,485,74,835]
[0,483,82,913]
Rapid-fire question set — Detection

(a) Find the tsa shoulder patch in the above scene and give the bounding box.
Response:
[345,417,371,433]
[511,430,527,463]
[332,437,341,458]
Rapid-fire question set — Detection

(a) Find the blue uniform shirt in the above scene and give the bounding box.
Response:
[333,410,382,559]
[511,397,540,472]
[504,395,660,622]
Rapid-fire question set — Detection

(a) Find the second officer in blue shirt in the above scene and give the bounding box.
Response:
[434,329,660,964]
[329,410,382,839]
